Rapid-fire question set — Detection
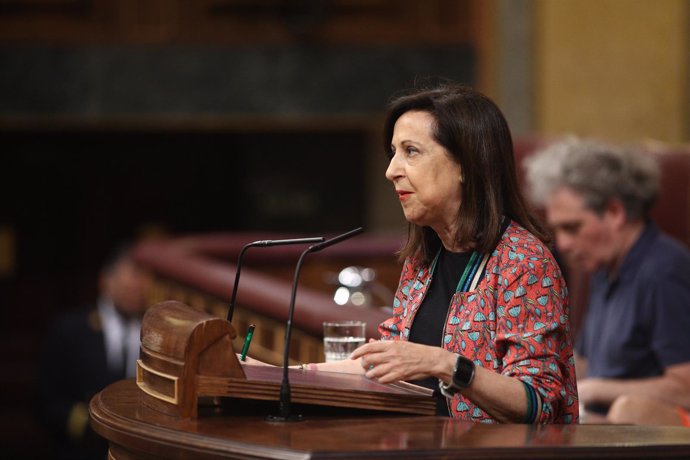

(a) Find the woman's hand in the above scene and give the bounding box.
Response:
[350,339,455,384]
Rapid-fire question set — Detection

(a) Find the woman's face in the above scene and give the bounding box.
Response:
[386,110,463,234]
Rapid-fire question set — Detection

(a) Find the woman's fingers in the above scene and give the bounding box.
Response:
[355,341,406,381]
[350,339,390,359]
[365,361,400,383]
[357,341,444,383]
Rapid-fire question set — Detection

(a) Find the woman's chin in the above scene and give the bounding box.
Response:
[401,209,422,225]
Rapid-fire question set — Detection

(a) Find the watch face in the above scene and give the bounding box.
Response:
[453,356,475,387]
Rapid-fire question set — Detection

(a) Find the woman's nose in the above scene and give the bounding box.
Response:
[385,153,401,182]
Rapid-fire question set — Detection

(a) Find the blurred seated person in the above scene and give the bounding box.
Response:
[38,244,152,459]
[524,138,690,425]
[606,395,690,426]
[246,82,579,424]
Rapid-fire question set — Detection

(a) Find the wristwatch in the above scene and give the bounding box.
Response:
[438,353,475,398]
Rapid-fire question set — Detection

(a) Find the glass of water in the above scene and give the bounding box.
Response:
[322,320,366,362]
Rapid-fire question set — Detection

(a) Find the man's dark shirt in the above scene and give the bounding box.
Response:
[577,223,690,386]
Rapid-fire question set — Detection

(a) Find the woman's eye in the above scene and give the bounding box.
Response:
[406,147,418,156]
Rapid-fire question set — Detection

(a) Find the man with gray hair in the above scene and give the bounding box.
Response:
[524,138,690,426]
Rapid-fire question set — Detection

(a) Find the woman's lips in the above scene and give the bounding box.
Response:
[396,190,412,200]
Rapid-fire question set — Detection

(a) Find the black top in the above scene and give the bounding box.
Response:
[409,248,472,416]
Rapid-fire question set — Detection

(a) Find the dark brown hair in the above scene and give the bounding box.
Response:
[383,83,548,263]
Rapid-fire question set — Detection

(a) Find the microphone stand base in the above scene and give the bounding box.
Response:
[265,413,305,423]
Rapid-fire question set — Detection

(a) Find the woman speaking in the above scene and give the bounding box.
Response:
[350,83,578,424]
[249,82,579,424]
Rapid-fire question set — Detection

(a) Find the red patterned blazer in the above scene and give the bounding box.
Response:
[379,221,579,423]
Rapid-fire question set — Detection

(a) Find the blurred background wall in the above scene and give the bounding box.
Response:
[534,0,688,142]
[0,0,688,457]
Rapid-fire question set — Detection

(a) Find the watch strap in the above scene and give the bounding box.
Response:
[438,353,475,398]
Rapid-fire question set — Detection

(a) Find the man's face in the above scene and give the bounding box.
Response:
[545,187,620,273]
[103,258,152,318]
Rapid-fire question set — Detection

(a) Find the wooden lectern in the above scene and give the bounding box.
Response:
[91,300,690,459]
[135,301,436,419]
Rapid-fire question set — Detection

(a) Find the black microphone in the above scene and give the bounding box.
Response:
[268,227,364,422]
[226,237,325,322]
[303,226,365,253]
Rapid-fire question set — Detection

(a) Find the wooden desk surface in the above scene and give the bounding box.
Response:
[91,380,690,460]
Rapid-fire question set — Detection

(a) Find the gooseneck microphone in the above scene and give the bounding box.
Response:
[268,227,364,422]
[226,237,325,322]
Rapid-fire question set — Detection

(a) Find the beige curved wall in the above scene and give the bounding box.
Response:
[534,0,689,143]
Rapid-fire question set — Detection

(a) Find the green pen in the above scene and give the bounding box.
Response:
[240,324,255,361]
